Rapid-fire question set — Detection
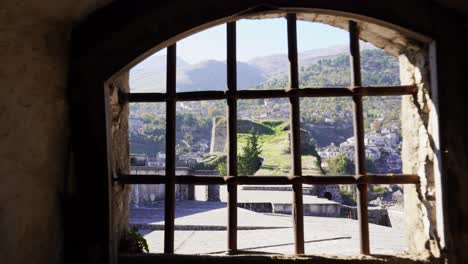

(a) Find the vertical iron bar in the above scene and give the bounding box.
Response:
[226,22,238,253]
[287,13,305,255]
[349,20,370,255]
[164,44,177,254]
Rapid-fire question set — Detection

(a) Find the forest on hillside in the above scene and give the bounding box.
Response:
[130,49,401,157]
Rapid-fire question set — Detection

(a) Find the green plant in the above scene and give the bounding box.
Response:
[238,129,263,176]
[370,185,388,193]
[217,162,227,176]
[327,153,354,175]
[119,227,149,253]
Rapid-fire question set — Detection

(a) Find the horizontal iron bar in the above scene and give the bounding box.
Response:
[124,85,417,103]
[116,174,419,185]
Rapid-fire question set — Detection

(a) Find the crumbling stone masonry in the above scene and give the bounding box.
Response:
[108,72,132,247]
[400,49,442,257]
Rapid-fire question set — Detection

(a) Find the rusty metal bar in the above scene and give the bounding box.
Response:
[124,85,417,102]
[126,92,167,102]
[164,44,177,254]
[116,174,420,185]
[287,13,304,255]
[349,20,370,255]
[226,21,238,253]
[177,91,226,101]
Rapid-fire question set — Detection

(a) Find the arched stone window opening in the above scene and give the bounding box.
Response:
[70,3,446,263]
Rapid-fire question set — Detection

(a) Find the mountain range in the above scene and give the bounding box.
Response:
[129,42,378,92]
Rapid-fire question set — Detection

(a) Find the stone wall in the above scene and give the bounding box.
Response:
[107,11,444,260]
[268,203,391,226]
[2,1,468,263]
[0,1,114,263]
[400,49,441,257]
[108,73,132,244]
[210,117,226,153]
[129,168,220,205]
[313,185,344,204]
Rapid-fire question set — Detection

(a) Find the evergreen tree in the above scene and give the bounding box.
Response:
[238,130,263,175]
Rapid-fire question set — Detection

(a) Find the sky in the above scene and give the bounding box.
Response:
[149,18,350,65]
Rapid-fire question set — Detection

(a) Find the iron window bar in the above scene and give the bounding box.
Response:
[164,44,177,254]
[226,21,238,253]
[349,20,370,254]
[122,85,416,103]
[116,174,420,186]
[120,16,419,256]
[287,13,305,254]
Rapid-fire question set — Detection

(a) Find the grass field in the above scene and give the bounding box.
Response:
[237,120,322,176]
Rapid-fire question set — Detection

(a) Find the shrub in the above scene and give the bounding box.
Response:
[119,227,149,253]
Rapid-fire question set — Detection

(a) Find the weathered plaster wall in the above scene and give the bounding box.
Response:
[0,1,113,263]
[251,12,442,258]
[0,22,69,264]
[108,72,132,249]
[108,6,442,261]
[400,50,441,257]
[2,0,468,264]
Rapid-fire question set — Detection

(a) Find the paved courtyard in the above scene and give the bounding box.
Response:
[131,200,407,256]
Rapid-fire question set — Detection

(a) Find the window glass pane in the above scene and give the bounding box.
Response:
[300,98,354,176]
[128,102,166,253]
[297,21,351,88]
[360,45,400,86]
[171,100,228,254]
[368,184,407,255]
[129,102,166,168]
[129,186,165,253]
[363,96,402,174]
[303,190,359,255]
[234,184,294,254]
[238,99,291,176]
[176,25,226,92]
[360,46,406,254]
[175,100,226,172]
[173,187,227,254]
[129,48,167,93]
[237,18,287,90]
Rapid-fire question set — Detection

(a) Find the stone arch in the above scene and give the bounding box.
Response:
[71,0,434,82]
[69,1,448,261]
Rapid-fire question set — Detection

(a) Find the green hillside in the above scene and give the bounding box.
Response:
[256,49,399,89]
[130,48,401,176]
[237,121,322,176]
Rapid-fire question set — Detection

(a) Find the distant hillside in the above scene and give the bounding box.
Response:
[130,53,189,93]
[256,49,399,89]
[129,43,379,92]
[177,60,267,91]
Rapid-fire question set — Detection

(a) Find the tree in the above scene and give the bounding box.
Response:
[366,158,378,174]
[217,162,226,176]
[327,153,354,175]
[238,130,263,176]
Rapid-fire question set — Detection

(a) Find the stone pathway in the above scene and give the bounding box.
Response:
[131,200,407,256]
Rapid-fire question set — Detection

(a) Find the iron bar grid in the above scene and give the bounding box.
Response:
[117,174,420,186]
[349,20,370,255]
[164,44,177,254]
[123,17,419,256]
[124,85,416,103]
[226,21,238,253]
[287,13,305,255]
